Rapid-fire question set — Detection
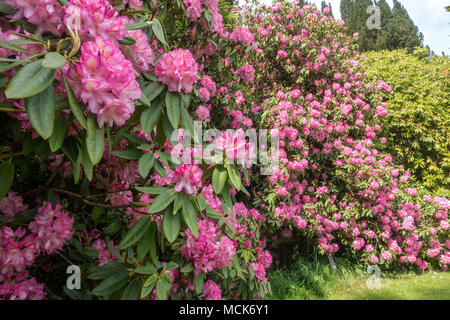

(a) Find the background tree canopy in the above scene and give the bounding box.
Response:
[340,0,423,52]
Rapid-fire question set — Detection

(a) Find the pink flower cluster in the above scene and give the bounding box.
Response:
[237,64,255,83]
[168,164,203,195]
[4,0,65,35]
[155,49,199,93]
[180,219,236,275]
[0,202,73,299]
[66,36,142,127]
[0,192,28,219]
[201,280,223,300]
[230,27,254,46]
[28,203,74,255]
[91,239,118,266]
[64,0,127,41]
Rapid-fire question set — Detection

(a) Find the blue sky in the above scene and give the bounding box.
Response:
[242,0,450,55]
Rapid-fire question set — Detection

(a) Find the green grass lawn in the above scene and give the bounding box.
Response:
[267,257,450,300]
[328,272,450,300]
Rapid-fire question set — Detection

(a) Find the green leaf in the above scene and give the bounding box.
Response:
[154,158,167,178]
[86,115,104,165]
[164,262,178,270]
[121,278,140,300]
[163,208,181,243]
[0,74,8,88]
[24,85,55,139]
[181,263,194,274]
[62,137,79,164]
[92,271,129,296]
[0,40,29,53]
[227,165,242,191]
[0,162,14,200]
[48,113,69,152]
[173,192,186,215]
[155,278,172,300]
[135,186,170,194]
[180,104,194,136]
[118,215,152,250]
[143,83,165,102]
[148,189,176,213]
[0,1,17,15]
[80,140,93,181]
[5,59,56,99]
[126,21,153,30]
[118,35,136,46]
[136,221,155,260]
[140,102,162,134]
[212,167,227,194]
[182,198,198,237]
[42,52,66,69]
[152,18,169,49]
[135,264,157,275]
[143,273,158,290]
[148,222,157,264]
[195,275,203,294]
[165,91,180,129]
[81,247,99,259]
[138,152,155,178]
[63,77,87,130]
[111,149,142,160]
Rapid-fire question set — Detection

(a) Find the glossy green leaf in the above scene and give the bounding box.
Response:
[163,208,181,243]
[24,85,55,139]
[5,59,56,99]
[86,115,104,165]
[42,52,66,69]
[165,91,180,129]
[0,162,14,200]
[138,152,155,178]
[212,167,227,194]
[227,165,242,191]
[121,278,140,300]
[118,215,152,250]
[148,189,176,213]
[182,198,198,237]
[48,113,69,152]
[63,77,87,130]
[92,270,129,296]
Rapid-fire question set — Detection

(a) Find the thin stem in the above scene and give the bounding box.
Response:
[50,187,133,209]
[0,107,26,113]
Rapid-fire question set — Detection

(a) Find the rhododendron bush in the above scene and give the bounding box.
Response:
[0,0,448,300]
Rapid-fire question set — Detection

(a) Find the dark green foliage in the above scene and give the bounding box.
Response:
[340,0,423,52]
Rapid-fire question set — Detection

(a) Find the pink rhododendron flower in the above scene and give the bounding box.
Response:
[237,64,255,83]
[64,0,127,41]
[0,192,28,219]
[28,203,74,255]
[155,49,199,93]
[202,280,223,300]
[5,0,65,35]
[171,164,203,194]
[66,36,141,127]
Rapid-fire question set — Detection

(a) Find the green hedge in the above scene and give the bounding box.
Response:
[364,48,450,196]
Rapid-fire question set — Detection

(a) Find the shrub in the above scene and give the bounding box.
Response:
[0,0,448,300]
[363,49,450,195]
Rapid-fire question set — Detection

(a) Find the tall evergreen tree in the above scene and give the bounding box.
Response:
[384,0,423,50]
[340,0,353,21]
[339,0,423,52]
